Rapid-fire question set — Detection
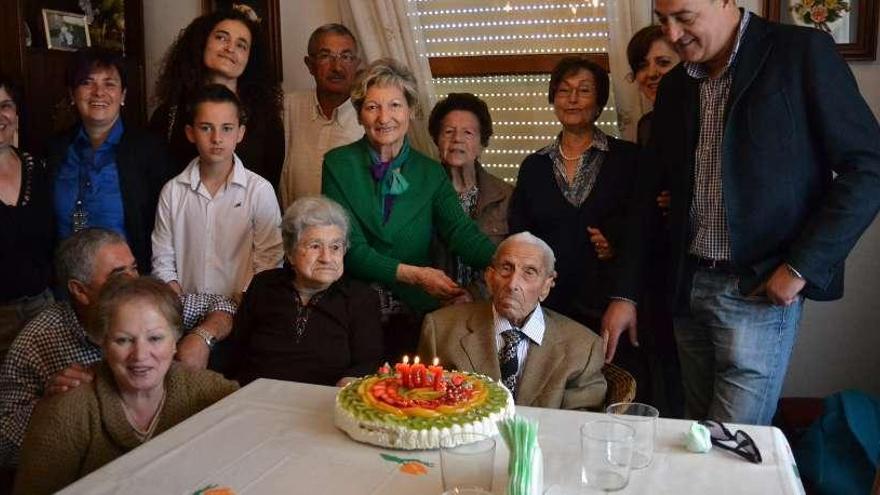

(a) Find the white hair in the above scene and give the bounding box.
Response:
[494,231,556,274]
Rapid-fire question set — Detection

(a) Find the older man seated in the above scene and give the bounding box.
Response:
[0,228,236,467]
[418,231,607,409]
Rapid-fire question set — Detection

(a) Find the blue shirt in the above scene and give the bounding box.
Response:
[54,119,127,241]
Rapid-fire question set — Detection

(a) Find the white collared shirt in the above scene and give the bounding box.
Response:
[151,154,283,297]
[279,90,364,209]
[493,304,546,382]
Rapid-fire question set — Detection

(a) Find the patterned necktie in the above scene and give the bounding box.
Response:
[499,329,525,398]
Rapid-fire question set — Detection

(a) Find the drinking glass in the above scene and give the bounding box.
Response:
[580,420,634,492]
[605,402,659,469]
[440,433,496,492]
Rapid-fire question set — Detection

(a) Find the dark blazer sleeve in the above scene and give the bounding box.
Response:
[508,154,538,235]
[782,31,880,288]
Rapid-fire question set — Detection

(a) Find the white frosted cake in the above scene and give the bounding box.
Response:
[334,369,514,450]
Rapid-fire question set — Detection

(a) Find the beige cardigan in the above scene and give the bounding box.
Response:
[13,362,239,495]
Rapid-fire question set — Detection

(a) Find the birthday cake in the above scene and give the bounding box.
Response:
[334,359,515,450]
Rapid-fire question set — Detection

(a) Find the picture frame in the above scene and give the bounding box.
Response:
[763,0,878,60]
[202,0,283,82]
[42,9,92,52]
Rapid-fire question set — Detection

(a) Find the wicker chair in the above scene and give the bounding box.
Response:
[602,363,636,407]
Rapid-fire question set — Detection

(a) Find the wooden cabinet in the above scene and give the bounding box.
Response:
[0,0,145,156]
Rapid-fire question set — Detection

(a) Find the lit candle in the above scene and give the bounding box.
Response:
[429,357,444,391]
[396,355,410,388]
[412,356,424,388]
[378,362,391,375]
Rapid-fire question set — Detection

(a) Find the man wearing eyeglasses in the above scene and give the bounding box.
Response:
[279,24,364,209]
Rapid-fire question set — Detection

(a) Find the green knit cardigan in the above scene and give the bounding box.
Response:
[322,138,496,313]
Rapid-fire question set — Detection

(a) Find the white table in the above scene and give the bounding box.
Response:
[60,379,806,495]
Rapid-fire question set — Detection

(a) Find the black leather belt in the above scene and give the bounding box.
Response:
[691,256,740,274]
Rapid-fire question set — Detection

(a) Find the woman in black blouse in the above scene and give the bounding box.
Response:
[508,57,639,329]
[227,196,383,386]
[0,75,54,365]
[150,8,284,188]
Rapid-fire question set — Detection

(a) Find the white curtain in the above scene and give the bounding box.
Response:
[605,0,654,142]
[338,0,437,157]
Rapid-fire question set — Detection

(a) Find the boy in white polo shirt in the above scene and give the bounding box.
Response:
[152,84,282,302]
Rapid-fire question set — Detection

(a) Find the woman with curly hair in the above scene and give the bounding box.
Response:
[149,8,284,188]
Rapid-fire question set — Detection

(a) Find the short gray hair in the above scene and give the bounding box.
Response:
[307,23,358,56]
[493,232,556,274]
[282,196,351,254]
[350,58,420,116]
[56,228,128,288]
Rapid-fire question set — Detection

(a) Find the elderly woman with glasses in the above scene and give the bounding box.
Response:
[509,56,639,330]
[322,59,496,359]
[227,196,383,386]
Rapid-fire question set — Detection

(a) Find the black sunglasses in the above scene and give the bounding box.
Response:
[698,419,763,464]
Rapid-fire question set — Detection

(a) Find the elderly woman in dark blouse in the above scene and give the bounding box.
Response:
[509,56,639,329]
[228,196,383,386]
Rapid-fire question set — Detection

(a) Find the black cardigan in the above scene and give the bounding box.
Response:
[509,136,639,328]
[47,126,172,274]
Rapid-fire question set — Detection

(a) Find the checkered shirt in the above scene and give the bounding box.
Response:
[0,293,235,466]
[685,11,751,260]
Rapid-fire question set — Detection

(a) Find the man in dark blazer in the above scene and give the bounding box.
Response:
[601,0,880,425]
[418,232,607,410]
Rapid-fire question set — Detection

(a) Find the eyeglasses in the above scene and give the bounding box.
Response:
[312,52,358,66]
[554,86,594,100]
[698,420,763,464]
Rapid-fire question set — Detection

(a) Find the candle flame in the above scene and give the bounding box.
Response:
[402,355,409,364]
[433,357,439,366]
[413,356,420,365]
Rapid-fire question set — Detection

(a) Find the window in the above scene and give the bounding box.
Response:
[411,0,616,183]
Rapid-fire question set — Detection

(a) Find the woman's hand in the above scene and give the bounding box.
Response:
[587,227,614,260]
[397,265,466,300]
[656,190,671,214]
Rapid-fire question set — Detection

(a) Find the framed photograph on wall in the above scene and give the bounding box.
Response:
[42,9,92,51]
[763,0,878,60]
[202,0,283,82]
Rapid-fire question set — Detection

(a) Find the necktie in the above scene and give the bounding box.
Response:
[499,329,525,397]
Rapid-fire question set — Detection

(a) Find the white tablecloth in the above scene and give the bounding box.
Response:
[60,379,805,495]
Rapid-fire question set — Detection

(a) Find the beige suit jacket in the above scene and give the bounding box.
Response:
[417,302,607,410]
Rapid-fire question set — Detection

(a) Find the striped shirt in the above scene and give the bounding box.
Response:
[492,304,546,383]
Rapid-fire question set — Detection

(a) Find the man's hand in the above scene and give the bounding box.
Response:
[600,300,638,363]
[46,363,94,396]
[754,264,806,306]
[167,280,183,295]
[175,333,210,370]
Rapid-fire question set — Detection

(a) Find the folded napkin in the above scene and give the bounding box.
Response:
[498,416,543,495]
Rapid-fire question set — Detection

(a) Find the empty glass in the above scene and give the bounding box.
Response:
[605,402,659,469]
[580,420,634,492]
[440,433,496,492]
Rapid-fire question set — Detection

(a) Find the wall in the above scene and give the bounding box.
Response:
[142,1,880,397]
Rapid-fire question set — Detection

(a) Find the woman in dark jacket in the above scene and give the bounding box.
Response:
[509,56,639,330]
[49,49,171,273]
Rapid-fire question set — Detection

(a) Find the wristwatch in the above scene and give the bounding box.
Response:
[191,328,217,349]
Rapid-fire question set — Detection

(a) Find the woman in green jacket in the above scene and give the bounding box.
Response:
[322,58,496,358]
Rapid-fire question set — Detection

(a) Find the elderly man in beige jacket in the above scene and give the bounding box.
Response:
[418,232,606,409]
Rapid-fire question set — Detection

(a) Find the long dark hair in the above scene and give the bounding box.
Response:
[153,9,281,126]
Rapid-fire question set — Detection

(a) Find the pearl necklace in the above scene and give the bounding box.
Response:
[559,147,582,161]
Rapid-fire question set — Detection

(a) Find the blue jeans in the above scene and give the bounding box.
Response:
[674,269,803,425]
